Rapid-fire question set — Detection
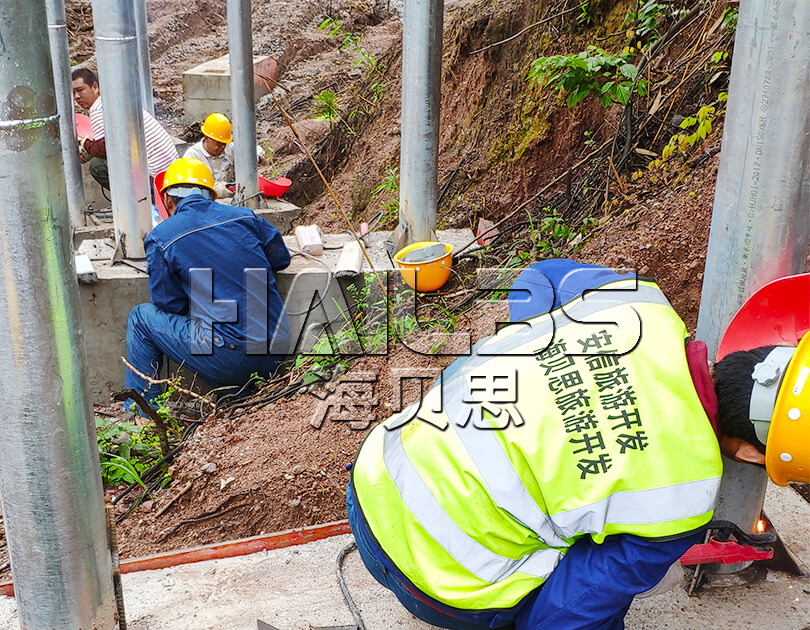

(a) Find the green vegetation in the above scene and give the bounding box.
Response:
[529,46,647,108]
[647,104,717,172]
[314,17,387,139]
[96,388,181,488]
[313,90,357,134]
[292,276,421,383]
[372,165,400,222]
[576,1,593,26]
[721,6,738,33]
[319,17,378,72]
[622,1,687,48]
[96,414,166,487]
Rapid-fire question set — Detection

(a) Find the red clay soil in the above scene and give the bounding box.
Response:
[116,301,510,558]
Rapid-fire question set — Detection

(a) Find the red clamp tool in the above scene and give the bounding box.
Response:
[680,520,776,566]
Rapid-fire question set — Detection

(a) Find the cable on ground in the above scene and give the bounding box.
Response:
[336,541,367,630]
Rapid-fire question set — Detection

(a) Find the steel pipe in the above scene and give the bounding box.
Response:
[227,0,259,209]
[46,0,87,229]
[398,0,443,244]
[134,0,155,115]
[92,0,153,258]
[0,1,116,627]
[697,0,810,542]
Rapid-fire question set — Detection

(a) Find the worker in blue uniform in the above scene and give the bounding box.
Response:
[347,258,799,630]
[125,157,291,404]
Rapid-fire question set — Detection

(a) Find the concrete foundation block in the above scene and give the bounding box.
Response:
[78,228,474,403]
[255,198,300,234]
[183,54,279,124]
[79,262,151,404]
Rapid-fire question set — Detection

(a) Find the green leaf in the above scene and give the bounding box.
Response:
[303,371,323,384]
[614,85,631,105]
[571,57,589,71]
[619,63,638,79]
[567,87,587,107]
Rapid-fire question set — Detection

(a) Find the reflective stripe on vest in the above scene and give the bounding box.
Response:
[355,278,722,609]
[383,427,565,583]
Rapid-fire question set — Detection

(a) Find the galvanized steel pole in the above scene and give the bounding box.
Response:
[92,0,153,258]
[398,0,443,244]
[46,0,87,228]
[227,0,259,209]
[134,0,155,116]
[0,1,116,627]
[697,0,810,538]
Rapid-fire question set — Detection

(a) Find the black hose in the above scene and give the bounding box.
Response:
[336,542,367,630]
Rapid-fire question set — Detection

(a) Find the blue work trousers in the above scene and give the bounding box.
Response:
[126,303,282,403]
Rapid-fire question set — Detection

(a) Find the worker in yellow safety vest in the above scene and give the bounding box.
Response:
[348,258,809,630]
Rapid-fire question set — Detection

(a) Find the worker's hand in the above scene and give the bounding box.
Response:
[718,435,766,465]
[213,181,233,198]
[77,137,92,163]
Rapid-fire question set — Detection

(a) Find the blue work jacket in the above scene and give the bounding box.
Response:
[144,195,291,353]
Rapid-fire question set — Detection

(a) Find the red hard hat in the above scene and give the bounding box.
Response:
[716,273,810,362]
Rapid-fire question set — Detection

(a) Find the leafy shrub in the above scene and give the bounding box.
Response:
[529,46,647,108]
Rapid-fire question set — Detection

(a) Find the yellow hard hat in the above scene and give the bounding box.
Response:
[200,113,233,144]
[393,241,453,292]
[718,273,810,485]
[760,333,810,485]
[160,157,217,199]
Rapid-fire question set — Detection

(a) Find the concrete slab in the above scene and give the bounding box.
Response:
[279,229,474,353]
[2,482,810,628]
[77,245,151,403]
[76,224,473,403]
[183,54,279,124]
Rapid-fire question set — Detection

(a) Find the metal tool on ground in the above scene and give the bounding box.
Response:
[393,241,453,292]
[682,518,790,596]
[680,521,776,566]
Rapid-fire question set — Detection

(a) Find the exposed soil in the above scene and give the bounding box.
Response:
[3,0,788,571]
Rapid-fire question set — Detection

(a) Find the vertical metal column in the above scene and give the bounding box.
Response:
[134,0,155,115]
[697,0,810,535]
[398,0,443,245]
[92,0,152,259]
[46,0,87,228]
[227,0,259,209]
[0,1,116,627]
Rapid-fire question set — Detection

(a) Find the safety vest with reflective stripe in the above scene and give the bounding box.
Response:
[352,278,723,610]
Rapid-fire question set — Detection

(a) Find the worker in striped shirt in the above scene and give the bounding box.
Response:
[72,67,179,192]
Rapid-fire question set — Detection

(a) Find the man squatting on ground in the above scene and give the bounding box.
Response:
[183,112,266,199]
[349,258,799,629]
[125,157,291,404]
[71,68,178,190]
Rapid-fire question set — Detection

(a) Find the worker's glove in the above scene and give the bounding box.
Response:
[214,181,233,199]
[77,137,92,164]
